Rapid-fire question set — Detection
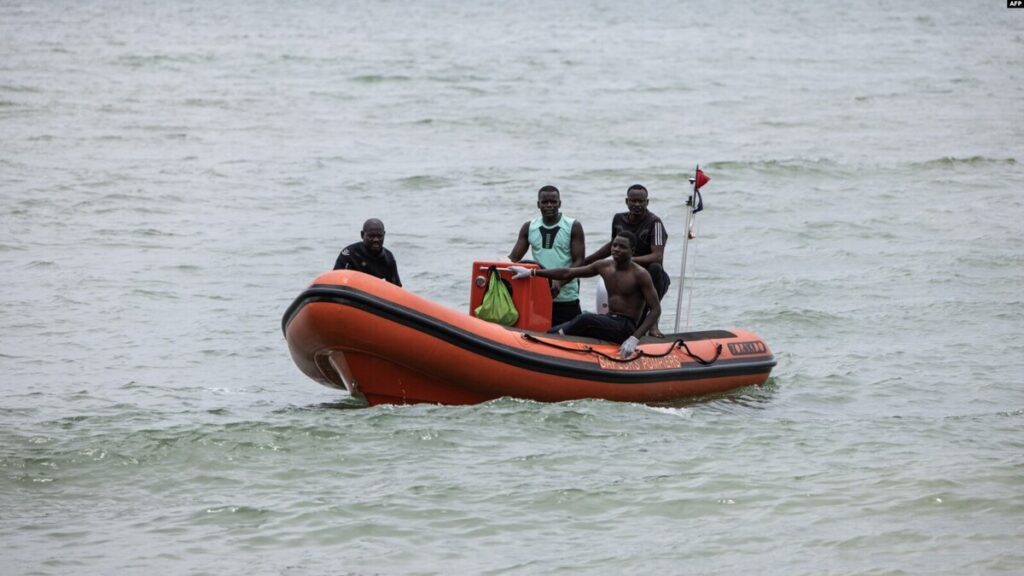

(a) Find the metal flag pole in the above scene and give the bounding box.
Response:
[673,165,704,333]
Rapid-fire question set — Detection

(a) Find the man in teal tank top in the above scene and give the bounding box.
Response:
[508,185,586,326]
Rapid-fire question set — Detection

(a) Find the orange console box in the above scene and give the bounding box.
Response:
[468,261,553,332]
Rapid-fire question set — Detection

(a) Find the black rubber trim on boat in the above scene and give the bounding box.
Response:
[282,284,777,384]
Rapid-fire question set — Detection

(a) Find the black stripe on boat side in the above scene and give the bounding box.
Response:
[282,285,776,384]
[283,288,735,344]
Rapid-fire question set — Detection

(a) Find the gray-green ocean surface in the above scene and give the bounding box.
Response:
[1,1,1022,574]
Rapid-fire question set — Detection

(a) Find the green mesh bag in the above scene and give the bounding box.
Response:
[474,267,519,326]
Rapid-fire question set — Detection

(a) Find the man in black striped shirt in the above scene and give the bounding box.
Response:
[584,184,670,301]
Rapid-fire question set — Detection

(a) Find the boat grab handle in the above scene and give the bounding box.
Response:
[521,334,722,365]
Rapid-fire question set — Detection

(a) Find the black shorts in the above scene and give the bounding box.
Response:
[548,313,637,344]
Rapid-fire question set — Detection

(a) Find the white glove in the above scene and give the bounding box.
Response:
[619,336,640,358]
[508,266,532,280]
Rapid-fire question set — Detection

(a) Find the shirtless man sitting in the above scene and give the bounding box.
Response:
[509,231,664,358]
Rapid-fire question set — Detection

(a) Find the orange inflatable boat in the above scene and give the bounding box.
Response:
[282,263,776,406]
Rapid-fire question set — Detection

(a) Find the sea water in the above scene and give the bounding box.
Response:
[1,1,1022,574]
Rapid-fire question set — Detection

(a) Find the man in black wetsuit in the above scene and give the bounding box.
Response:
[334,218,402,286]
[584,184,670,301]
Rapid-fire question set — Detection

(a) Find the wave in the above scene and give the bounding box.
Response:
[744,306,845,327]
[913,156,1018,168]
[350,74,412,83]
[393,174,455,189]
[0,84,42,93]
[703,156,1020,178]
[705,158,857,177]
[115,53,217,68]
[182,98,233,109]
[129,288,180,300]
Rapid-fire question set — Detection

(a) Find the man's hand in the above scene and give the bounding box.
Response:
[619,336,640,358]
[649,327,665,338]
[508,266,532,280]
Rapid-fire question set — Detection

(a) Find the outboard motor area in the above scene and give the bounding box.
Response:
[469,261,553,331]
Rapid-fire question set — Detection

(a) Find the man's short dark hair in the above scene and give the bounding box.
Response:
[627,184,647,195]
[537,185,560,199]
[616,230,638,251]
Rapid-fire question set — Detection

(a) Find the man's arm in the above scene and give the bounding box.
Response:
[631,243,665,268]
[509,261,602,282]
[632,218,667,267]
[389,253,402,287]
[333,250,352,270]
[570,220,586,267]
[507,222,530,262]
[632,270,663,339]
[583,240,611,265]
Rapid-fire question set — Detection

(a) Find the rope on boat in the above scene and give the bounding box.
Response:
[678,339,722,365]
[521,334,722,365]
